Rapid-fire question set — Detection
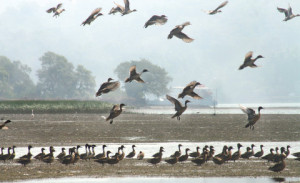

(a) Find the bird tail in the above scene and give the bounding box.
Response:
[239,65,245,70]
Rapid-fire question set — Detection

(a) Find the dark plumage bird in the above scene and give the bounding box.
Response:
[94,151,112,165]
[241,147,252,159]
[0,147,11,162]
[152,147,164,158]
[277,5,300,21]
[46,3,65,17]
[239,51,264,70]
[285,145,291,157]
[80,144,89,160]
[240,105,264,130]
[268,156,286,173]
[262,148,275,162]
[189,146,200,158]
[96,78,120,97]
[213,155,225,165]
[0,120,11,130]
[292,151,300,158]
[203,1,228,15]
[81,8,103,26]
[231,143,243,162]
[166,95,190,120]
[94,145,107,159]
[274,147,286,163]
[42,147,55,164]
[254,145,264,158]
[170,144,183,158]
[125,66,148,83]
[168,22,194,43]
[109,6,122,15]
[137,151,144,160]
[178,81,203,99]
[165,153,179,165]
[8,145,16,160]
[56,147,66,161]
[178,148,190,162]
[60,148,75,165]
[192,151,208,166]
[148,149,164,165]
[114,0,137,16]
[144,15,168,28]
[107,153,120,165]
[126,145,136,158]
[34,148,46,161]
[17,145,33,166]
[118,145,126,160]
[103,104,126,124]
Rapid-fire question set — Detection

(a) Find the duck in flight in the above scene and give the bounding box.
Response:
[168,22,194,43]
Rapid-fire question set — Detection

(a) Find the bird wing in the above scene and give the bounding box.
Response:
[244,51,253,63]
[99,81,110,91]
[148,15,160,22]
[239,105,256,115]
[181,21,191,27]
[214,1,228,11]
[110,105,118,113]
[129,65,137,77]
[114,1,125,12]
[288,5,293,16]
[174,32,194,43]
[189,92,202,99]
[90,8,102,17]
[124,0,130,11]
[186,81,198,89]
[135,77,145,83]
[106,81,121,91]
[166,95,182,111]
[56,3,63,9]
[277,7,289,17]
[46,7,56,13]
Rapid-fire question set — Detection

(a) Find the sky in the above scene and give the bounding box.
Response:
[0,0,299,103]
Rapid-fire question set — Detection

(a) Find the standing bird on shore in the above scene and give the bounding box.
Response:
[56,147,66,161]
[171,144,183,158]
[34,148,46,161]
[231,143,243,162]
[126,145,136,158]
[277,5,300,21]
[0,147,11,161]
[102,104,126,124]
[189,146,201,158]
[46,3,65,18]
[167,95,190,120]
[137,151,144,160]
[0,120,11,130]
[262,148,275,162]
[125,66,149,83]
[203,1,228,15]
[17,145,33,166]
[268,156,286,173]
[254,145,264,158]
[148,148,164,165]
[81,8,103,26]
[8,146,16,161]
[144,15,168,28]
[168,22,194,43]
[285,145,291,157]
[240,105,264,130]
[94,145,107,159]
[239,51,264,70]
[114,0,137,16]
[192,151,208,166]
[152,147,164,158]
[96,78,120,97]
[179,148,190,162]
[178,81,203,99]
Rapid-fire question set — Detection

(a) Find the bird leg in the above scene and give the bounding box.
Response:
[110,120,113,124]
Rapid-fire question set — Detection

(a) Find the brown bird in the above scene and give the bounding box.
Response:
[274,147,286,163]
[144,15,168,28]
[126,145,136,158]
[61,148,75,165]
[152,147,164,158]
[0,147,11,162]
[107,153,120,165]
[178,148,190,162]
[103,104,126,124]
[168,22,194,43]
[96,78,120,97]
[203,1,228,15]
[254,145,264,158]
[285,145,291,157]
[262,148,275,162]
[34,148,46,161]
[166,95,190,120]
[277,5,300,21]
[189,146,200,158]
[109,6,122,15]
[17,145,33,166]
[268,156,286,173]
[114,0,137,16]
[42,147,55,164]
[46,3,65,17]
[148,149,164,165]
[213,155,225,165]
[94,151,112,165]
[170,144,183,158]
[125,66,149,83]
[231,143,243,162]
[56,147,66,161]
[94,145,107,159]
[178,81,203,99]
[192,151,208,166]
[239,51,264,70]
[137,151,144,160]
[0,120,11,130]
[81,8,103,26]
[8,145,16,160]
[240,105,264,130]
[118,145,126,160]
[165,153,179,165]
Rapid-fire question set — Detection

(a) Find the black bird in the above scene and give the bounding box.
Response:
[166,95,190,120]
[239,52,264,70]
[144,15,168,28]
[168,22,193,43]
[96,78,120,97]
[81,8,103,26]
[0,120,11,129]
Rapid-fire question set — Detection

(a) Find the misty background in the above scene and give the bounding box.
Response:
[0,0,299,104]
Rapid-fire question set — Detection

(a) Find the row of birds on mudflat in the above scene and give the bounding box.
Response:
[46,1,299,42]
[1,143,299,173]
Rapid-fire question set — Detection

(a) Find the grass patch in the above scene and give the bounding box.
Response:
[0,100,112,113]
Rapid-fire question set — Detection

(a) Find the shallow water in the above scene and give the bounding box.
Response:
[19,177,300,183]
[8,141,300,159]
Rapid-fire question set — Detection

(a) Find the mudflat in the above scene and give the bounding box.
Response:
[0,113,299,181]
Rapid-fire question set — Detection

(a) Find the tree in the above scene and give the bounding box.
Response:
[114,59,172,105]
[37,52,95,99]
[0,56,35,99]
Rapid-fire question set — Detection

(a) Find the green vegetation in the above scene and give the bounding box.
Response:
[0,100,111,113]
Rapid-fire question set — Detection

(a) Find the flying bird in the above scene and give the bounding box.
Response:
[239,51,264,70]
[96,78,120,97]
[109,6,122,15]
[114,0,137,16]
[125,66,148,83]
[144,15,168,28]
[0,120,11,130]
[203,1,228,15]
[240,105,264,130]
[46,3,65,17]
[277,5,300,21]
[166,95,190,120]
[81,8,103,26]
[178,81,203,99]
[168,22,194,43]
[102,104,126,124]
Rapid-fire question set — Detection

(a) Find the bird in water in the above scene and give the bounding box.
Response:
[102,104,126,124]
[168,22,194,43]
[144,15,168,28]
[46,3,65,18]
[166,95,190,120]
[0,120,11,130]
[277,4,300,21]
[203,1,228,15]
[96,78,120,97]
[240,105,264,130]
[114,0,137,16]
[125,66,148,83]
[239,51,264,70]
[178,81,203,99]
[81,8,103,26]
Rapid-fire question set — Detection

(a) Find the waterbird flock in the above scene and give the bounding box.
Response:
[0,143,297,173]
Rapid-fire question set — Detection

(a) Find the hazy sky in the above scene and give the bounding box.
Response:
[0,0,299,103]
